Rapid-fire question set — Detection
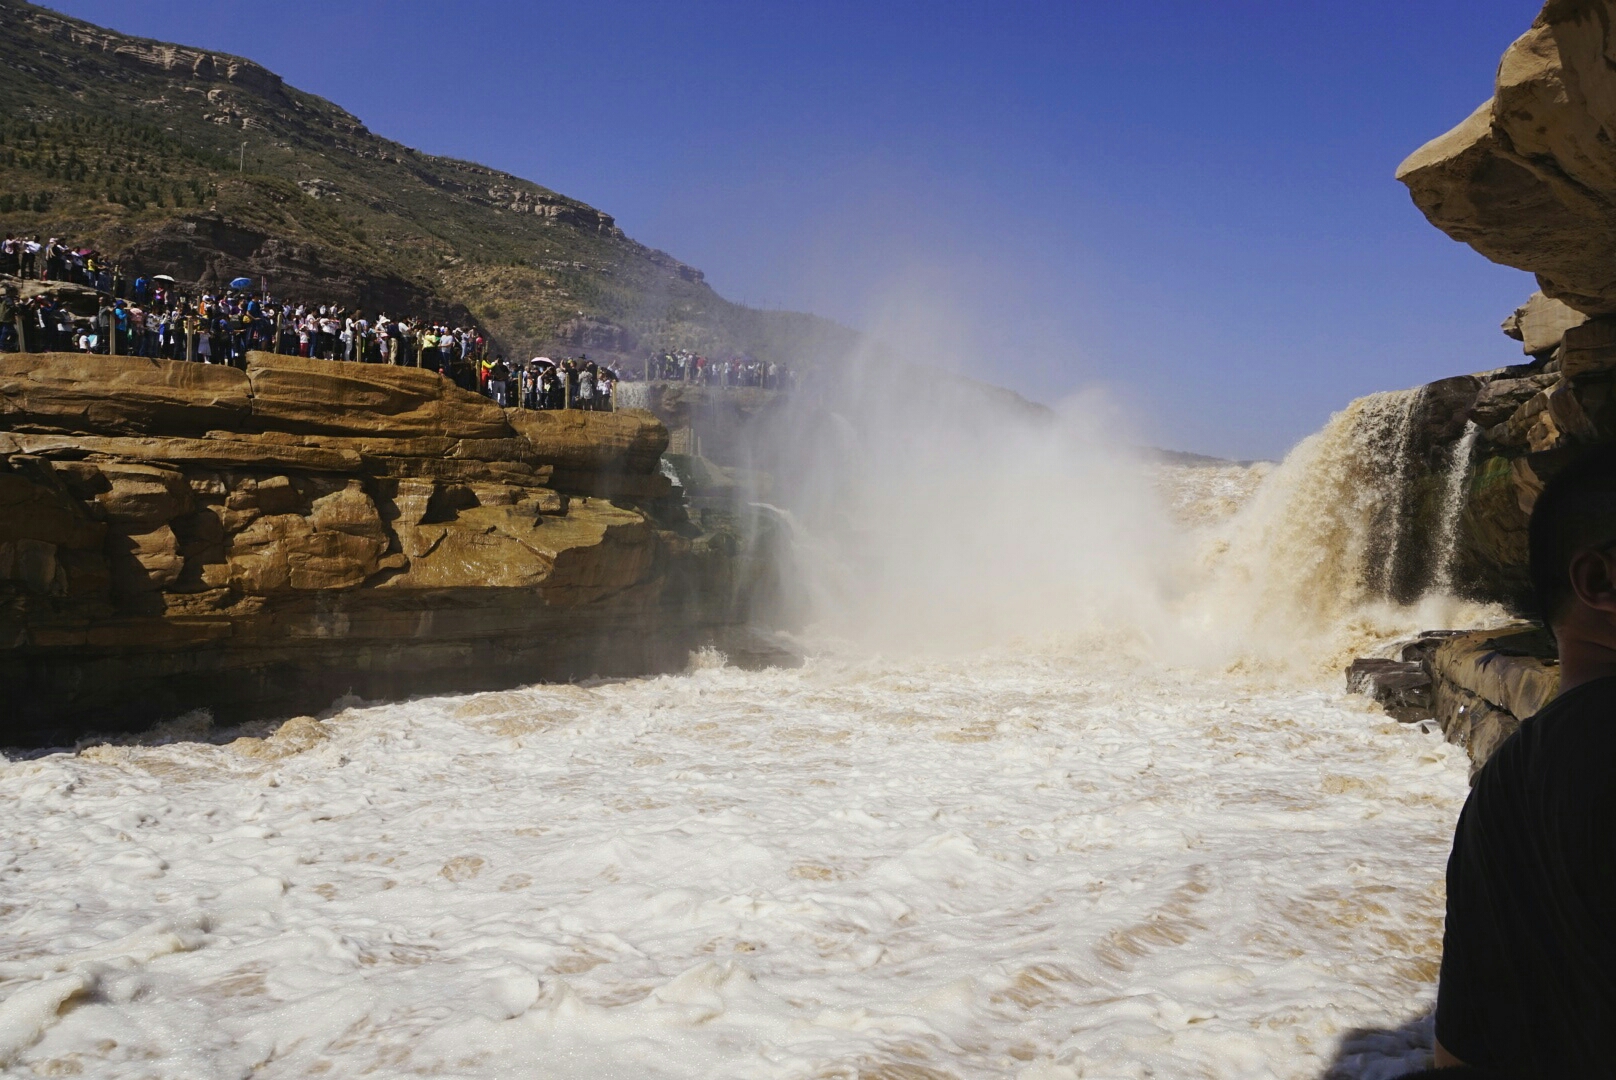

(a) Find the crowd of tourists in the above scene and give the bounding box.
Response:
[515,358,617,411]
[0,233,117,290]
[0,238,624,410]
[1,234,803,410]
[646,349,794,390]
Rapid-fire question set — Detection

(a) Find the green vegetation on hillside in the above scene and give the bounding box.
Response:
[0,0,856,364]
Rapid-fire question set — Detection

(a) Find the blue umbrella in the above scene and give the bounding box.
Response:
[229,277,253,290]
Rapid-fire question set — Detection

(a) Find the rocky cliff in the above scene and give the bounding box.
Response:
[1398,1,1616,316]
[0,353,784,746]
[1388,0,1616,617]
[1338,0,1616,762]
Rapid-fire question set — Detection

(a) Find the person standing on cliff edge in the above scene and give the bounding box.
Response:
[1423,443,1616,1079]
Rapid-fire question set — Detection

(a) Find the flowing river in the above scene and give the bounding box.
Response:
[0,387,1504,1078]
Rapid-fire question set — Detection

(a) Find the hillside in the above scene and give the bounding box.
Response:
[0,0,857,365]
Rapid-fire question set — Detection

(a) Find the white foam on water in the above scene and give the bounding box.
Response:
[1152,459,1275,530]
[1,643,1471,1079]
[1,371,1509,1077]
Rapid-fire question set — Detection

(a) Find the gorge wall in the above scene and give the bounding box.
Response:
[1395,0,1616,597]
[1343,0,1616,763]
[0,352,784,746]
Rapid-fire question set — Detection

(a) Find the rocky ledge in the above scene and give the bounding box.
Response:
[1350,626,1559,772]
[0,352,785,746]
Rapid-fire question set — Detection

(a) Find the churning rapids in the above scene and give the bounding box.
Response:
[0,387,1508,1079]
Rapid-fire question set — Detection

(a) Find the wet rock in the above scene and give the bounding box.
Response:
[310,481,388,541]
[1346,658,1433,723]
[1417,375,1483,443]
[386,477,437,529]
[1457,454,1533,608]
[1430,625,1560,771]
[1468,374,1557,429]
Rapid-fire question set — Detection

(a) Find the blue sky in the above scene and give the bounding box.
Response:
[49,0,1538,459]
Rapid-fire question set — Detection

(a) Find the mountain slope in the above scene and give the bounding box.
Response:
[0,0,857,364]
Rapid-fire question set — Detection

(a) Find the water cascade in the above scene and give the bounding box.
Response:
[1188,388,1433,662]
[614,381,652,411]
[1429,420,1480,595]
[1371,387,1423,597]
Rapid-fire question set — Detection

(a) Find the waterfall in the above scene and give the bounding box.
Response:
[1429,421,1479,595]
[1192,389,1425,647]
[1370,387,1422,597]
[615,382,651,410]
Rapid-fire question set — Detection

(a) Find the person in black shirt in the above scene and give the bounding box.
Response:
[1432,442,1616,1078]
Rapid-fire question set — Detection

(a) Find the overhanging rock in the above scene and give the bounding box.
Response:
[1398,2,1616,317]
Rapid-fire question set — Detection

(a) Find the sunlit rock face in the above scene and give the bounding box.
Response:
[1398,0,1616,316]
[1388,1,1616,616]
[0,353,775,745]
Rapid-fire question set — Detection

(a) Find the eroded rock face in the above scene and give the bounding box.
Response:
[1388,0,1616,613]
[1502,291,1588,356]
[504,406,669,476]
[0,354,250,435]
[0,353,770,744]
[1355,341,1616,612]
[244,352,512,440]
[1432,626,1559,770]
[1398,2,1616,315]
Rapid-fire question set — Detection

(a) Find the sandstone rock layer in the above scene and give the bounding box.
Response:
[0,353,775,745]
[1398,1,1616,315]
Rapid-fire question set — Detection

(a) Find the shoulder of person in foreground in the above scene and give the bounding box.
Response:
[1435,441,1616,1076]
